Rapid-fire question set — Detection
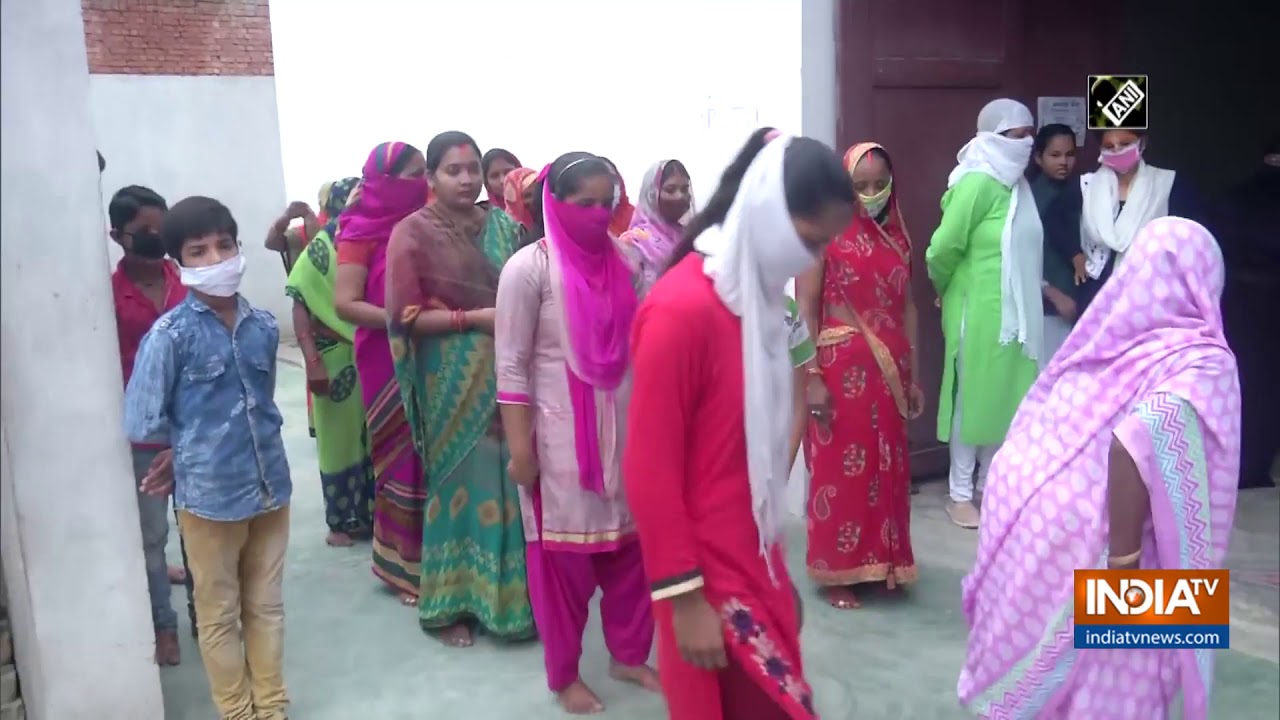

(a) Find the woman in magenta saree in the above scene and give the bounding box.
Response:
[958,217,1241,719]
[334,141,429,603]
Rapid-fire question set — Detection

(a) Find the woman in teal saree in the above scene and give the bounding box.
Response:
[384,131,535,648]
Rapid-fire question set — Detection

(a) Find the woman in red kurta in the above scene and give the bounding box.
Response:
[625,129,855,720]
[796,142,922,608]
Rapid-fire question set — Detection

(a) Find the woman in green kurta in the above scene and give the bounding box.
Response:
[926,99,1044,529]
[285,177,376,545]
[383,132,534,648]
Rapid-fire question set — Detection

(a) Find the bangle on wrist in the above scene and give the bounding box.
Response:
[1108,549,1142,565]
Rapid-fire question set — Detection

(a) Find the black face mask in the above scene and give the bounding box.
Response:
[129,230,166,259]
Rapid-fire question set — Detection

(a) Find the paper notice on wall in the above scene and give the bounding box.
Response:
[1036,96,1087,147]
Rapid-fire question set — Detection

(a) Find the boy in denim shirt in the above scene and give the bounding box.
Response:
[124,196,292,720]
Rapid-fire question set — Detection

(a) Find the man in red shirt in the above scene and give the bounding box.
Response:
[109,184,187,665]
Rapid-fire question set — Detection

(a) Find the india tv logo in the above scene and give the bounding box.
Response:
[1087,74,1149,130]
[1073,569,1230,649]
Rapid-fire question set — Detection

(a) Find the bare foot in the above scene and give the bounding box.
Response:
[167,565,187,584]
[438,623,473,648]
[325,531,354,547]
[824,586,860,609]
[556,678,605,714]
[155,629,181,666]
[609,660,661,692]
[398,593,418,607]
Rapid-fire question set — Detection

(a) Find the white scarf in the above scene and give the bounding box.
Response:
[947,131,1044,362]
[1081,161,1175,278]
[693,136,814,575]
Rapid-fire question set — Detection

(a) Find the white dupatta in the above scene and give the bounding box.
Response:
[692,135,815,577]
[1081,160,1176,278]
[947,98,1044,362]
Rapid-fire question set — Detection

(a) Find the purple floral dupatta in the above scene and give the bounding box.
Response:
[957,217,1240,719]
[616,160,689,295]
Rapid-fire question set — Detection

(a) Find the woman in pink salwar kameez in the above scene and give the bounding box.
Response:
[495,152,659,714]
[958,216,1241,719]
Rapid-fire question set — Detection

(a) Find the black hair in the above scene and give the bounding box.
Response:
[659,159,691,184]
[425,131,482,174]
[1092,127,1147,143]
[161,196,239,263]
[108,185,168,231]
[97,151,106,173]
[527,152,615,241]
[666,130,854,272]
[481,148,520,176]
[1034,124,1077,156]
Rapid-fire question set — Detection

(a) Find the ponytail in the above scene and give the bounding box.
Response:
[663,127,777,273]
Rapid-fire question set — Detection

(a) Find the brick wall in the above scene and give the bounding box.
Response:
[82,0,273,76]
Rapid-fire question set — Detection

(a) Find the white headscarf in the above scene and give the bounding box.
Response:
[1080,156,1176,278]
[948,98,1044,362]
[693,135,813,574]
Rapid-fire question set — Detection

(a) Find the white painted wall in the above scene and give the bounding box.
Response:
[269,0,801,212]
[1,0,165,716]
[91,75,292,332]
[800,0,839,149]
[789,0,839,516]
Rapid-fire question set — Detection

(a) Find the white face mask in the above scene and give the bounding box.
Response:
[180,253,246,297]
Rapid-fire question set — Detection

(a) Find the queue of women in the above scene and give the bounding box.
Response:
[265,96,1240,719]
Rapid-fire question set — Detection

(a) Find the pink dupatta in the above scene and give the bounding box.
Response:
[958,217,1240,719]
[539,164,639,495]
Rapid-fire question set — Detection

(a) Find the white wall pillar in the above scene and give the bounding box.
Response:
[800,0,839,149]
[792,0,838,516]
[0,0,164,717]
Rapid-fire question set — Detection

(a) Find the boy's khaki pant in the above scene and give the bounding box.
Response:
[178,506,290,720]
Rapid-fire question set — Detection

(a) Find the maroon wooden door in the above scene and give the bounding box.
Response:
[834,0,1110,479]
[835,0,1029,479]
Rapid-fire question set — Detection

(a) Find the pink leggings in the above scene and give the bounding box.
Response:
[526,540,654,691]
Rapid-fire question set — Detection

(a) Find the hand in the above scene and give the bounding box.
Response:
[670,591,727,670]
[140,449,174,496]
[1050,292,1078,323]
[305,358,329,396]
[804,373,832,428]
[464,307,497,334]
[933,296,942,308]
[507,450,538,487]
[1072,254,1088,286]
[286,201,314,220]
[907,383,926,419]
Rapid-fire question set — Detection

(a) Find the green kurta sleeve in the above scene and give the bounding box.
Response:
[925,173,1001,297]
[784,296,816,367]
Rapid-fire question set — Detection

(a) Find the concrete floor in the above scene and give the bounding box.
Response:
[158,360,1280,719]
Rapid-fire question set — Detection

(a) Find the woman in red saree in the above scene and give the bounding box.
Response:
[796,142,922,609]
[626,129,855,720]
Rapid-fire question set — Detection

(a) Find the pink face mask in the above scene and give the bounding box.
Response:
[1100,143,1142,174]
[554,202,614,250]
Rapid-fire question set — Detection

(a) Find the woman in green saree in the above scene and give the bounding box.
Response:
[384,131,534,647]
[285,177,376,546]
